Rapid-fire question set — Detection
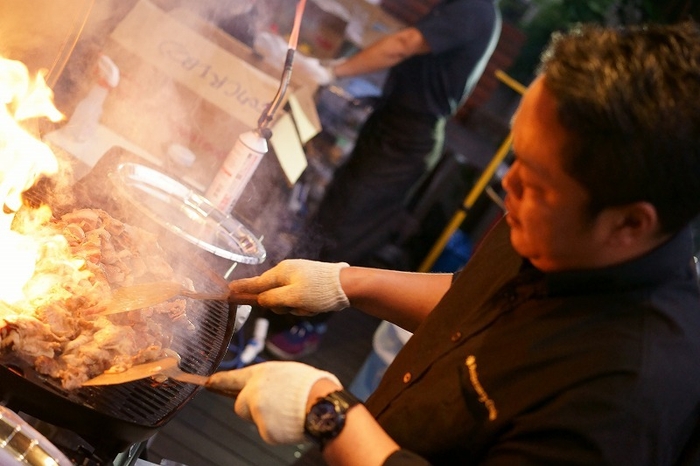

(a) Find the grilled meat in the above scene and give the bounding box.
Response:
[0,208,195,389]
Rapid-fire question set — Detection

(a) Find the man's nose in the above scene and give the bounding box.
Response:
[502,164,521,198]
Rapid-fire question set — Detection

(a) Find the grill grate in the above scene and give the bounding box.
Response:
[0,152,238,453]
[0,277,235,444]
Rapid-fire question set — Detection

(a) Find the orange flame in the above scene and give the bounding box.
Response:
[0,55,64,306]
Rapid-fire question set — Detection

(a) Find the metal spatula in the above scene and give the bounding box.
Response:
[81,351,208,387]
[98,281,259,316]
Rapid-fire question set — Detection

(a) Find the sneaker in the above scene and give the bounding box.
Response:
[265,321,327,360]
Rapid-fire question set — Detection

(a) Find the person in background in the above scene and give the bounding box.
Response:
[266,0,502,360]
[206,21,700,465]
[215,1,261,47]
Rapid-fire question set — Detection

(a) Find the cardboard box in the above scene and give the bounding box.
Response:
[94,0,319,189]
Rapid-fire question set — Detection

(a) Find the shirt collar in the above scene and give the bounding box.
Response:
[531,227,696,296]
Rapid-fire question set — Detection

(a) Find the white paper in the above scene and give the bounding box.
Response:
[288,91,321,144]
[270,113,308,184]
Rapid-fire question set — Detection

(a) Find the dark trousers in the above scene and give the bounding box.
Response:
[311,105,445,266]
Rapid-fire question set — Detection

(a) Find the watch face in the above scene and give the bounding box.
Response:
[306,400,345,436]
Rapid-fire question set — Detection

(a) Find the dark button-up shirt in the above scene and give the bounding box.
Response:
[369,219,700,465]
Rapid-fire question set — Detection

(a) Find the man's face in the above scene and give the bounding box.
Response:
[503,76,605,272]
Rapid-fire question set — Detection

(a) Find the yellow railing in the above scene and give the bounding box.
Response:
[417,70,525,272]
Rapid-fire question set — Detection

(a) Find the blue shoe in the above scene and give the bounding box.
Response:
[265,321,327,360]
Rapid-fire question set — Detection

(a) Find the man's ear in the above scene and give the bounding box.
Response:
[601,201,662,248]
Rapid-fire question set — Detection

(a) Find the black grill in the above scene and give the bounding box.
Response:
[0,149,238,461]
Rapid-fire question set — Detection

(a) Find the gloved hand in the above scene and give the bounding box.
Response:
[295,56,336,86]
[229,259,350,316]
[206,361,342,444]
[253,32,341,87]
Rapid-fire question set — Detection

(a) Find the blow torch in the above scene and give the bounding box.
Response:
[205,0,307,214]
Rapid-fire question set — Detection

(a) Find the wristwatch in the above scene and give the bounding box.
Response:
[304,389,361,449]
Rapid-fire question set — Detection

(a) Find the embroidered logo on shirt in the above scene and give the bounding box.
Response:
[465,355,498,421]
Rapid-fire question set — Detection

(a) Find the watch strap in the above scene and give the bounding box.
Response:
[327,388,361,411]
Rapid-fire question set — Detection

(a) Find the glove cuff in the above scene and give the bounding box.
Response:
[318,262,350,312]
[263,365,341,444]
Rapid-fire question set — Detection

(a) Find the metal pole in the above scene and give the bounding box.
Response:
[418,133,512,272]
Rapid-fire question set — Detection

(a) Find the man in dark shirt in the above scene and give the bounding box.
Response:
[265,0,501,361]
[308,0,501,267]
[207,22,700,465]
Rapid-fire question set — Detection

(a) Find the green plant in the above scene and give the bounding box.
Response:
[507,0,616,83]
[505,0,699,83]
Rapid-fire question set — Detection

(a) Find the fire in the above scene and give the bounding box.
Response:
[0,55,65,306]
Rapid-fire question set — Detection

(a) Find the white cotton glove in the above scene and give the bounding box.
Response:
[294,56,337,86]
[205,361,341,444]
[229,259,350,316]
[253,32,341,87]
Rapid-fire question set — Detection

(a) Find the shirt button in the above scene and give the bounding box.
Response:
[451,331,462,342]
[403,372,412,383]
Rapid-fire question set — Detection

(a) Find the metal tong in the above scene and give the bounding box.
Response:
[97,281,258,316]
[82,350,208,387]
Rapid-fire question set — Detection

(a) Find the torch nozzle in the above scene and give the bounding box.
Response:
[257,48,295,130]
